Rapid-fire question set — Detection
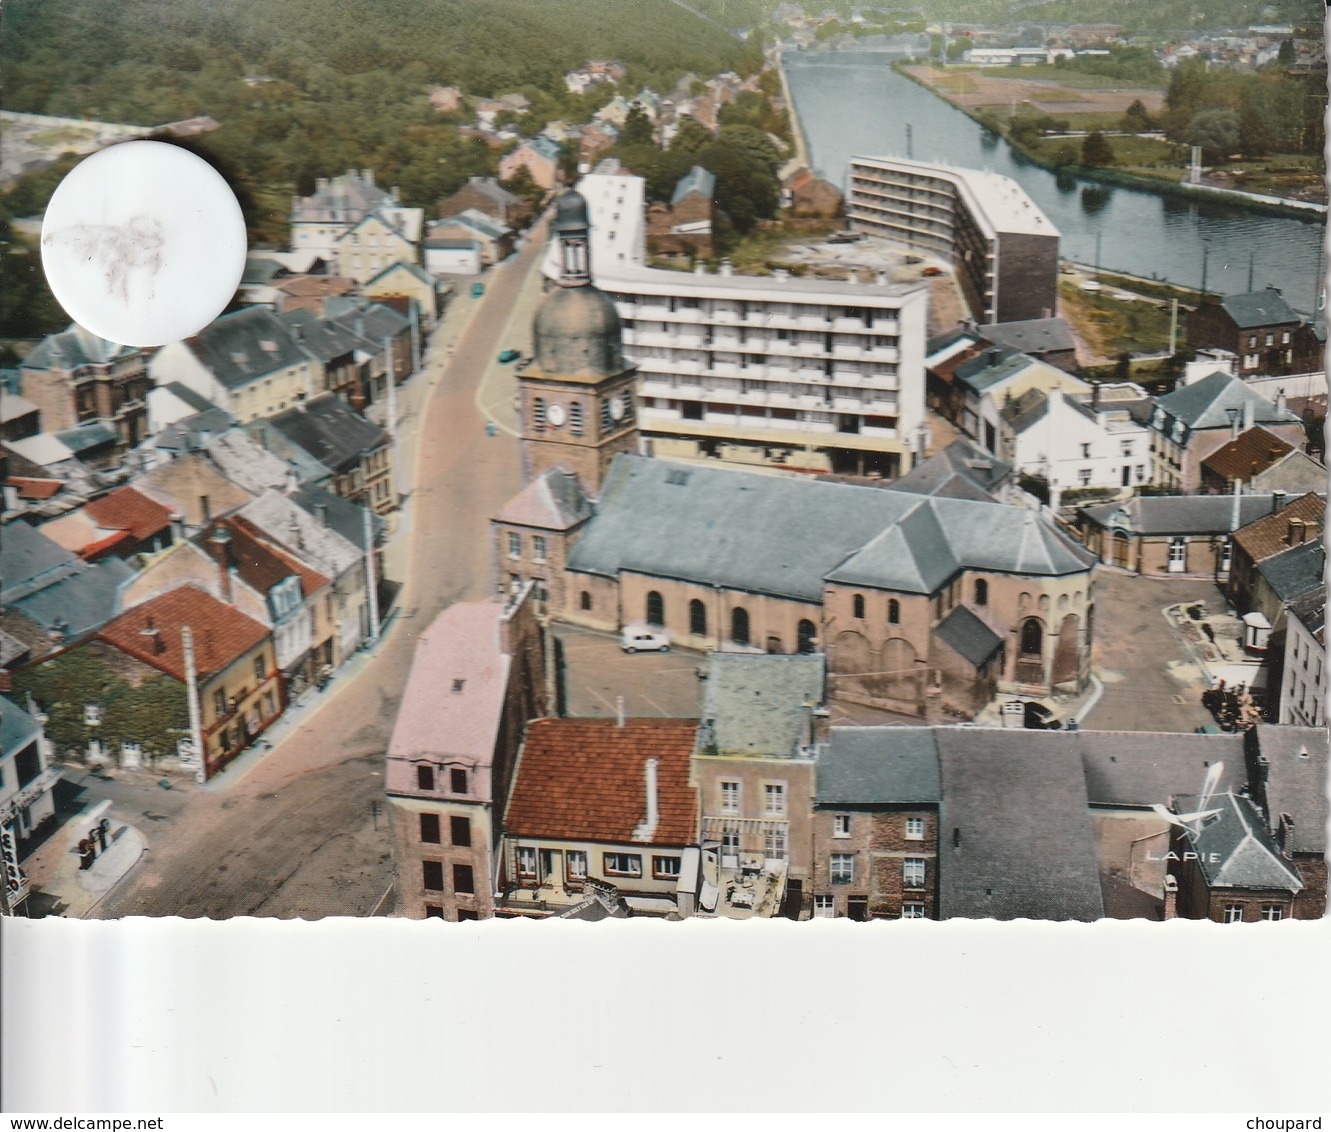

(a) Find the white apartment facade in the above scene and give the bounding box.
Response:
[1279,598,1325,728]
[846,156,1060,326]
[547,168,931,478]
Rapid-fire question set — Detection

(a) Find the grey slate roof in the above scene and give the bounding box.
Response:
[1255,540,1324,603]
[699,653,824,758]
[979,317,1076,356]
[890,438,1010,502]
[934,605,1003,667]
[21,325,139,371]
[204,430,299,496]
[1218,288,1302,329]
[1252,724,1328,854]
[185,308,307,389]
[951,346,1028,395]
[1080,494,1290,536]
[157,408,237,457]
[238,490,364,577]
[53,422,118,454]
[1285,586,1325,640]
[0,520,82,600]
[1154,371,1302,431]
[266,395,388,474]
[280,308,373,364]
[936,729,1105,921]
[0,694,41,758]
[328,301,409,343]
[1076,730,1246,808]
[288,486,384,553]
[160,382,219,415]
[817,727,941,805]
[567,457,1092,601]
[243,421,333,487]
[11,557,131,638]
[1183,791,1303,891]
[672,165,716,206]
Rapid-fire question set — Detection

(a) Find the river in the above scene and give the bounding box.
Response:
[783,50,1327,314]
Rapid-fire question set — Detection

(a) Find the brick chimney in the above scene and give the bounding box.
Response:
[207,525,234,603]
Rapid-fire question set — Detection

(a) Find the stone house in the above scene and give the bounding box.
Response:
[497,136,561,191]
[19,326,150,453]
[386,590,546,921]
[782,168,842,218]
[1186,288,1310,376]
[646,165,715,258]
[498,716,699,917]
[1199,425,1325,496]
[436,176,530,229]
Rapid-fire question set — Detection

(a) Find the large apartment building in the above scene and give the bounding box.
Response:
[547,169,931,479]
[846,156,1059,326]
[610,265,930,478]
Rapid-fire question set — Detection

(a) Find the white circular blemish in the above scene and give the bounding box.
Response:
[40,140,247,347]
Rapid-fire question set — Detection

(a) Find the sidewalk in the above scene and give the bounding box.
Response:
[34,818,147,919]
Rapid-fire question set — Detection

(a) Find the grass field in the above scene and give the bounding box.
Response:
[1059,279,1175,359]
[978,63,1166,91]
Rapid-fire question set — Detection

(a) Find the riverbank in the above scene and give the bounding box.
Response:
[774,48,811,174]
[892,61,1327,222]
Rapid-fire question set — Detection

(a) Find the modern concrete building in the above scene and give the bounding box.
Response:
[547,167,931,478]
[846,156,1060,325]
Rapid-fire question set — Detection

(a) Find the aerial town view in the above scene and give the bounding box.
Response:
[0,0,1326,930]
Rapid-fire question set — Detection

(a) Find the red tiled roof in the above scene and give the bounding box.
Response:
[505,718,698,846]
[9,478,63,500]
[98,583,269,681]
[1201,426,1294,480]
[221,516,328,598]
[84,486,174,543]
[1233,491,1325,562]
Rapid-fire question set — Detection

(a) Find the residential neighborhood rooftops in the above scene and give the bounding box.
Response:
[0,693,41,756]
[1253,724,1328,855]
[135,454,257,529]
[1080,494,1301,537]
[936,730,1103,921]
[98,582,269,681]
[699,653,825,759]
[1215,287,1303,329]
[10,556,131,639]
[505,717,698,846]
[1155,371,1302,431]
[1231,491,1324,561]
[978,317,1076,357]
[888,438,1009,502]
[183,308,308,389]
[20,324,139,371]
[671,164,716,205]
[1255,539,1325,603]
[0,520,83,600]
[817,727,941,806]
[1182,791,1304,892]
[238,490,363,578]
[1075,730,1247,808]
[1200,425,1295,480]
[493,467,593,531]
[267,394,388,474]
[386,601,509,780]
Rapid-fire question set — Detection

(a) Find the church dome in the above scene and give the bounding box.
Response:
[553,190,590,235]
[533,283,626,378]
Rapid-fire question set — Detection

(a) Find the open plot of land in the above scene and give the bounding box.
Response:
[905,65,1166,117]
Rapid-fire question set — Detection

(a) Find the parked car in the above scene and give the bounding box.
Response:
[620,625,671,653]
[471,282,485,298]
[921,266,943,277]
[497,349,521,364]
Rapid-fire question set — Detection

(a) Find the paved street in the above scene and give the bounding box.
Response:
[1080,571,1222,733]
[25,222,552,919]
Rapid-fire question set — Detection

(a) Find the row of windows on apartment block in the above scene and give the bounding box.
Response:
[649,401,898,430]
[615,295,899,327]
[513,847,684,883]
[623,325,902,353]
[716,792,928,846]
[416,765,469,794]
[530,395,633,435]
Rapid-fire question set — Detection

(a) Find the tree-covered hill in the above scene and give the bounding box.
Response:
[0,0,760,240]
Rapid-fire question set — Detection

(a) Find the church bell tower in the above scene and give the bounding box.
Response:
[515,190,638,494]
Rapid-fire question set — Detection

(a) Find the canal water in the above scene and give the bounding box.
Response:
[784,50,1327,313]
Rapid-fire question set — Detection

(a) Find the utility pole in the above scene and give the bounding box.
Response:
[1247,250,1254,292]
[1200,244,1210,302]
[362,506,381,643]
[182,626,206,785]
[906,123,913,159]
[1169,298,1178,356]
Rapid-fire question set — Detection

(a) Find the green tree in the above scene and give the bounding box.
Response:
[619,104,655,148]
[1189,108,1240,161]
[669,115,713,157]
[1080,131,1115,167]
[1119,98,1153,133]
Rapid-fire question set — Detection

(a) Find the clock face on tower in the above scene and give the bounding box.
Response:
[609,395,625,421]
[546,402,566,427]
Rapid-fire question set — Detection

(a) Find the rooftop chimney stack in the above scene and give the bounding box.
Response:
[208,525,233,603]
[645,758,659,830]
[1272,488,1287,514]
[615,695,625,728]
[1276,388,1287,415]
[1242,399,1254,431]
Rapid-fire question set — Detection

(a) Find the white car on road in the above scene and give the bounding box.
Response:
[620,625,671,653]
